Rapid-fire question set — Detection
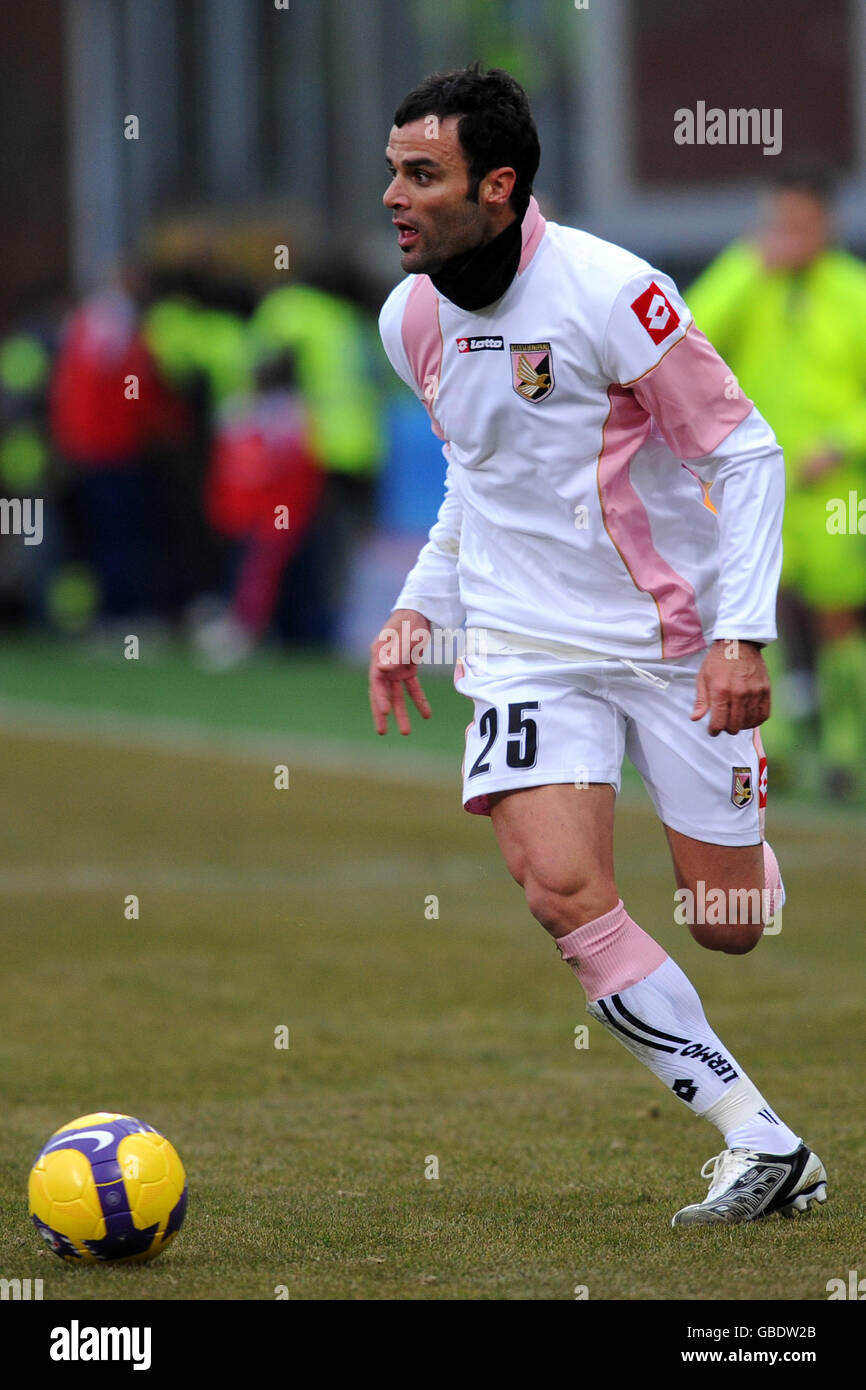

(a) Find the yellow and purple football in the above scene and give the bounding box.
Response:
[29,1112,187,1263]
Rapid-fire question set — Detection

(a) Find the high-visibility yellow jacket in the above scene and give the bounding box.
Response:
[143,298,254,405]
[686,240,866,486]
[251,284,383,477]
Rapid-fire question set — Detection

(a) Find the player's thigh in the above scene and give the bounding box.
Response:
[456,653,623,931]
[665,825,764,897]
[489,782,619,931]
[458,653,624,813]
[665,825,764,953]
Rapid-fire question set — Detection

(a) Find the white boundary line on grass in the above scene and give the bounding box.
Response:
[0,695,860,834]
[0,855,484,895]
[0,696,457,787]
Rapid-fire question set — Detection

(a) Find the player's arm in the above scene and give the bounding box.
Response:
[368,455,465,734]
[372,288,466,733]
[677,404,782,735]
[604,271,783,735]
[636,342,782,736]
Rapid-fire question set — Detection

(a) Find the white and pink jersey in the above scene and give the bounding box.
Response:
[379,198,784,660]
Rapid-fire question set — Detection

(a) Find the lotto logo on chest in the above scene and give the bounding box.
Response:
[456,336,504,352]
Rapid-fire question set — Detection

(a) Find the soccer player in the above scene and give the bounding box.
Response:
[369,65,827,1226]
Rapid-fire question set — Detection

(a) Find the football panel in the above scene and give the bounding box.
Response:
[117,1132,187,1232]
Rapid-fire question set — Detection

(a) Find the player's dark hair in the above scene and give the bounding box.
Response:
[393,62,540,219]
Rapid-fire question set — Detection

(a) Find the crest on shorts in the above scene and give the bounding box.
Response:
[510,341,555,402]
[731,766,753,807]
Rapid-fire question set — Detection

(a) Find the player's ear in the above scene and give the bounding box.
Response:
[482,166,517,209]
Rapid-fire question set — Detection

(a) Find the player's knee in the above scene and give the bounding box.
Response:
[524,872,617,934]
[690,919,764,954]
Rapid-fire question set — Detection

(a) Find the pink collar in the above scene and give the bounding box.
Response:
[518,196,546,274]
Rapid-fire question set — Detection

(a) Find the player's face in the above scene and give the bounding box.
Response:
[384,117,497,274]
[759,190,830,271]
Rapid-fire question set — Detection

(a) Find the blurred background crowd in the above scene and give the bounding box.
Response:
[4,0,866,797]
[0,233,445,666]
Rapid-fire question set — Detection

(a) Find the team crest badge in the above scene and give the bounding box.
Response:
[510,341,555,402]
[731,766,753,808]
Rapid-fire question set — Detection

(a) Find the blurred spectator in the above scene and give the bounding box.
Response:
[142,265,256,614]
[49,266,189,623]
[196,351,324,668]
[687,167,866,798]
[10,239,388,657]
[251,262,385,645]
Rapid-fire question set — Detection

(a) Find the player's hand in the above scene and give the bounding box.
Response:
[691,640,771,736]
[369,608,433,735]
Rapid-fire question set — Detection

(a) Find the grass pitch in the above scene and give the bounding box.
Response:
[0,640,863,1300]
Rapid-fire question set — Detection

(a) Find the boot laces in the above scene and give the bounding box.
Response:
[700,1148,762,1198]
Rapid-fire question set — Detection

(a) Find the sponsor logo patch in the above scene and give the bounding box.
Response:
[510,341,555,402]
[758,754,768,809]
[456,335,504,352]
[630,281,680,344]
[731,766,753,808]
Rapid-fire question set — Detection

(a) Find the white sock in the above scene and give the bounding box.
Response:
[584,956,801,1155]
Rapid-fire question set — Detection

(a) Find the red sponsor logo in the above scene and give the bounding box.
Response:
[758,755,768,809]
[630,281,680,345]
[456,338,470,353]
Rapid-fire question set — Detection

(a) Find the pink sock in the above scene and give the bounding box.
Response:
[554,899,667,1002]
[762,840,784,920]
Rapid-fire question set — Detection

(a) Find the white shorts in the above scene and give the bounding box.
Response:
[454,650,767,847]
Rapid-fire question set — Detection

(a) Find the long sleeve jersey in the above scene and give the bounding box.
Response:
[379,198,785,661]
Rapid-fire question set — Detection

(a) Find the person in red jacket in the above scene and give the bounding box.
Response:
[197,351,325,667]
[50,273,187,620]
